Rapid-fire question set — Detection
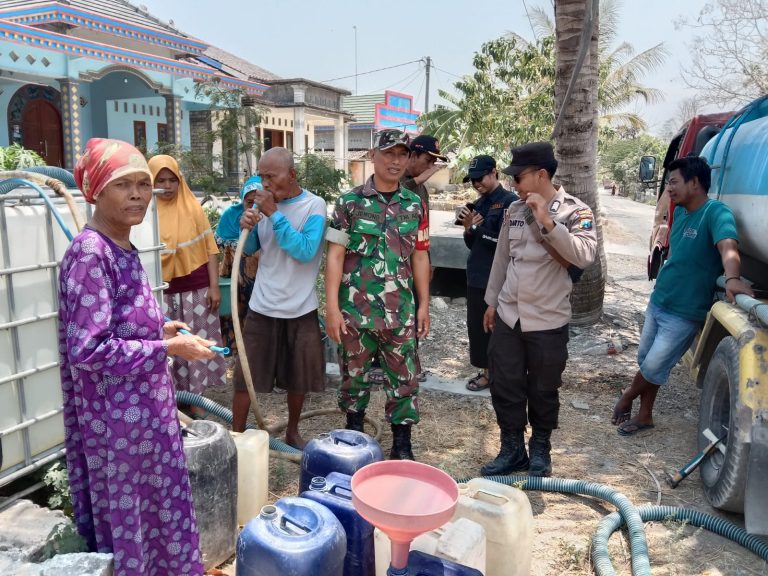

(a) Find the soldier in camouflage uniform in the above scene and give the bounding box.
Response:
[325,129,431,460]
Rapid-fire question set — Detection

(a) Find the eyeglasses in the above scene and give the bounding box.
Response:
[373,129,411,149]
[513,168,539,184]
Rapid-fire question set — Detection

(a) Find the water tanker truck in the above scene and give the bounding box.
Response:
[640,95,768,534]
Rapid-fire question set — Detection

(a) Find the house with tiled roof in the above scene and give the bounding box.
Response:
[315,90,420,152]
[0,0,351,177]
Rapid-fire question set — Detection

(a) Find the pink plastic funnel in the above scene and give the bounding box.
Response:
[351,460,458,571]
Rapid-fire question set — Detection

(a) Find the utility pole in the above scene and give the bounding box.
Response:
[424,56,431,112]
[353,26,358,95]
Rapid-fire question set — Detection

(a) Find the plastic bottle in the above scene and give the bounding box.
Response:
[231,429,269,526]
[453,478,534,576]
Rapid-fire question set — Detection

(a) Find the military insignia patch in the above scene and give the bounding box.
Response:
[579,219,593,230]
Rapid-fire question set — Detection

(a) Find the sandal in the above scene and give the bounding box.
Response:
[466,373,490,391]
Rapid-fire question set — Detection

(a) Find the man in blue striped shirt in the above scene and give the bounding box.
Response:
[234,147,327,448]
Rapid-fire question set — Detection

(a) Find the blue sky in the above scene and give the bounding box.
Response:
[142,0,706,135]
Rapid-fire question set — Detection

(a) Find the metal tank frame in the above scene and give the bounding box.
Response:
[0,184,165,492]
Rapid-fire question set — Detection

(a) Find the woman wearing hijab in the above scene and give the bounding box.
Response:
[149,155,226,394]
[59,138,213,575]
[215,176,263,356]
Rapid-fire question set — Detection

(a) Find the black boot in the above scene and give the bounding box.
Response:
[528,429,552,477]
[345,411,365,432]
[480,429,529,476]
[389,424,414,460]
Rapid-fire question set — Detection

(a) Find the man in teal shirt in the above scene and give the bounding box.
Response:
[612,156,753,435]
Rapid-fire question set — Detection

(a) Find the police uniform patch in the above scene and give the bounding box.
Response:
[579,219,593,230]
[549,200,561,213]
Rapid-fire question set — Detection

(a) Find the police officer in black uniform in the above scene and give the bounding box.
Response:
[458,155,518,392]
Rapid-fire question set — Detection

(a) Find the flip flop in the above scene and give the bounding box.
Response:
[618,420,655,436]
[466,373,490,392]
[611,405,631,425]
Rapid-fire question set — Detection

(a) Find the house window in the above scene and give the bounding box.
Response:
[123,102,128,113]
[157,123,168,145]
[133,121,147,153]
[142,104,146,115]
[114,101,118,112]
[286,131,293,151]
[133,103,137,114]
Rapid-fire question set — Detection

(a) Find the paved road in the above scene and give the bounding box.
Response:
[599,188,656,257]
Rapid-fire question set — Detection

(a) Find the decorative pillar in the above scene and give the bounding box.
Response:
[58,79,82,169]
[293,106,306,157]
[164,94,183,145]
[334,116,346,171]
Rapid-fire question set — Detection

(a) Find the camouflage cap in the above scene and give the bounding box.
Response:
[372,129,411,152]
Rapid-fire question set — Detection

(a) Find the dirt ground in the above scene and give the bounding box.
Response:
[203,194,768,575]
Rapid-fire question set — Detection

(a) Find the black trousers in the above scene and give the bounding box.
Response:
[466,285,491,369]
[487,314,569,431]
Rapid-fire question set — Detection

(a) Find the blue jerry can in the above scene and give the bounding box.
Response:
[236,497,347,576]
[302,472,375,576]
[300,429,384,493]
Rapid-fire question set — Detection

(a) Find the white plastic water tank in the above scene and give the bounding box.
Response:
[453,478,534,576]
[0,188,163,484]
[374,517,486,576]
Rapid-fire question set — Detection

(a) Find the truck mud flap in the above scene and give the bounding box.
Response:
[746,423,768,535]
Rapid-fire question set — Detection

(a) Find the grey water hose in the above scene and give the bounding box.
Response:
[470,475,652,576]
[593,505,768,574]
[175,390,382,465]
[21,165,78,188]
[469,475,768,575]
[716,276,768,327]
[0,170,84,233]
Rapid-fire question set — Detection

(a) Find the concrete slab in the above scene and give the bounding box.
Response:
[430,210,469,270]
[325,364,490,398]
[0,500,71,563]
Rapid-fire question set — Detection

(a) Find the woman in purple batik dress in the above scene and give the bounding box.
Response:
[59,138,215,576]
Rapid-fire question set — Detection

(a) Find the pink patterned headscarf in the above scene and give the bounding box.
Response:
[74,138,151,204]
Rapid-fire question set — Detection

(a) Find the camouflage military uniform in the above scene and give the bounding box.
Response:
[328,176,429,425]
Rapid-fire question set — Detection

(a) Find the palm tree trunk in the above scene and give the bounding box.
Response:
[554,0,606,325]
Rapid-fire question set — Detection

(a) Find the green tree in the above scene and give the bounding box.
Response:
[193,80,269,189]
[0,144,46,170]
[418,35,556,161]
[532,0,668,132]
[599,133,666,195]
[295,153,347,203]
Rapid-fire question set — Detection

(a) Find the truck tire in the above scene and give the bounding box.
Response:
[698,336,748,512]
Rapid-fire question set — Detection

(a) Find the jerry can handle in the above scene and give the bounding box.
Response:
[280,514,312,535]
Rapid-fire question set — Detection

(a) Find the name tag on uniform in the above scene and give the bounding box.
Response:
[509,218,525,240]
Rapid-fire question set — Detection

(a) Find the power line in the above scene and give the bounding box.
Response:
[521,0,537,38]
[368,64,423,95]
[414,75,426,113]
[322,59,422,83]
[433,65,463,80]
